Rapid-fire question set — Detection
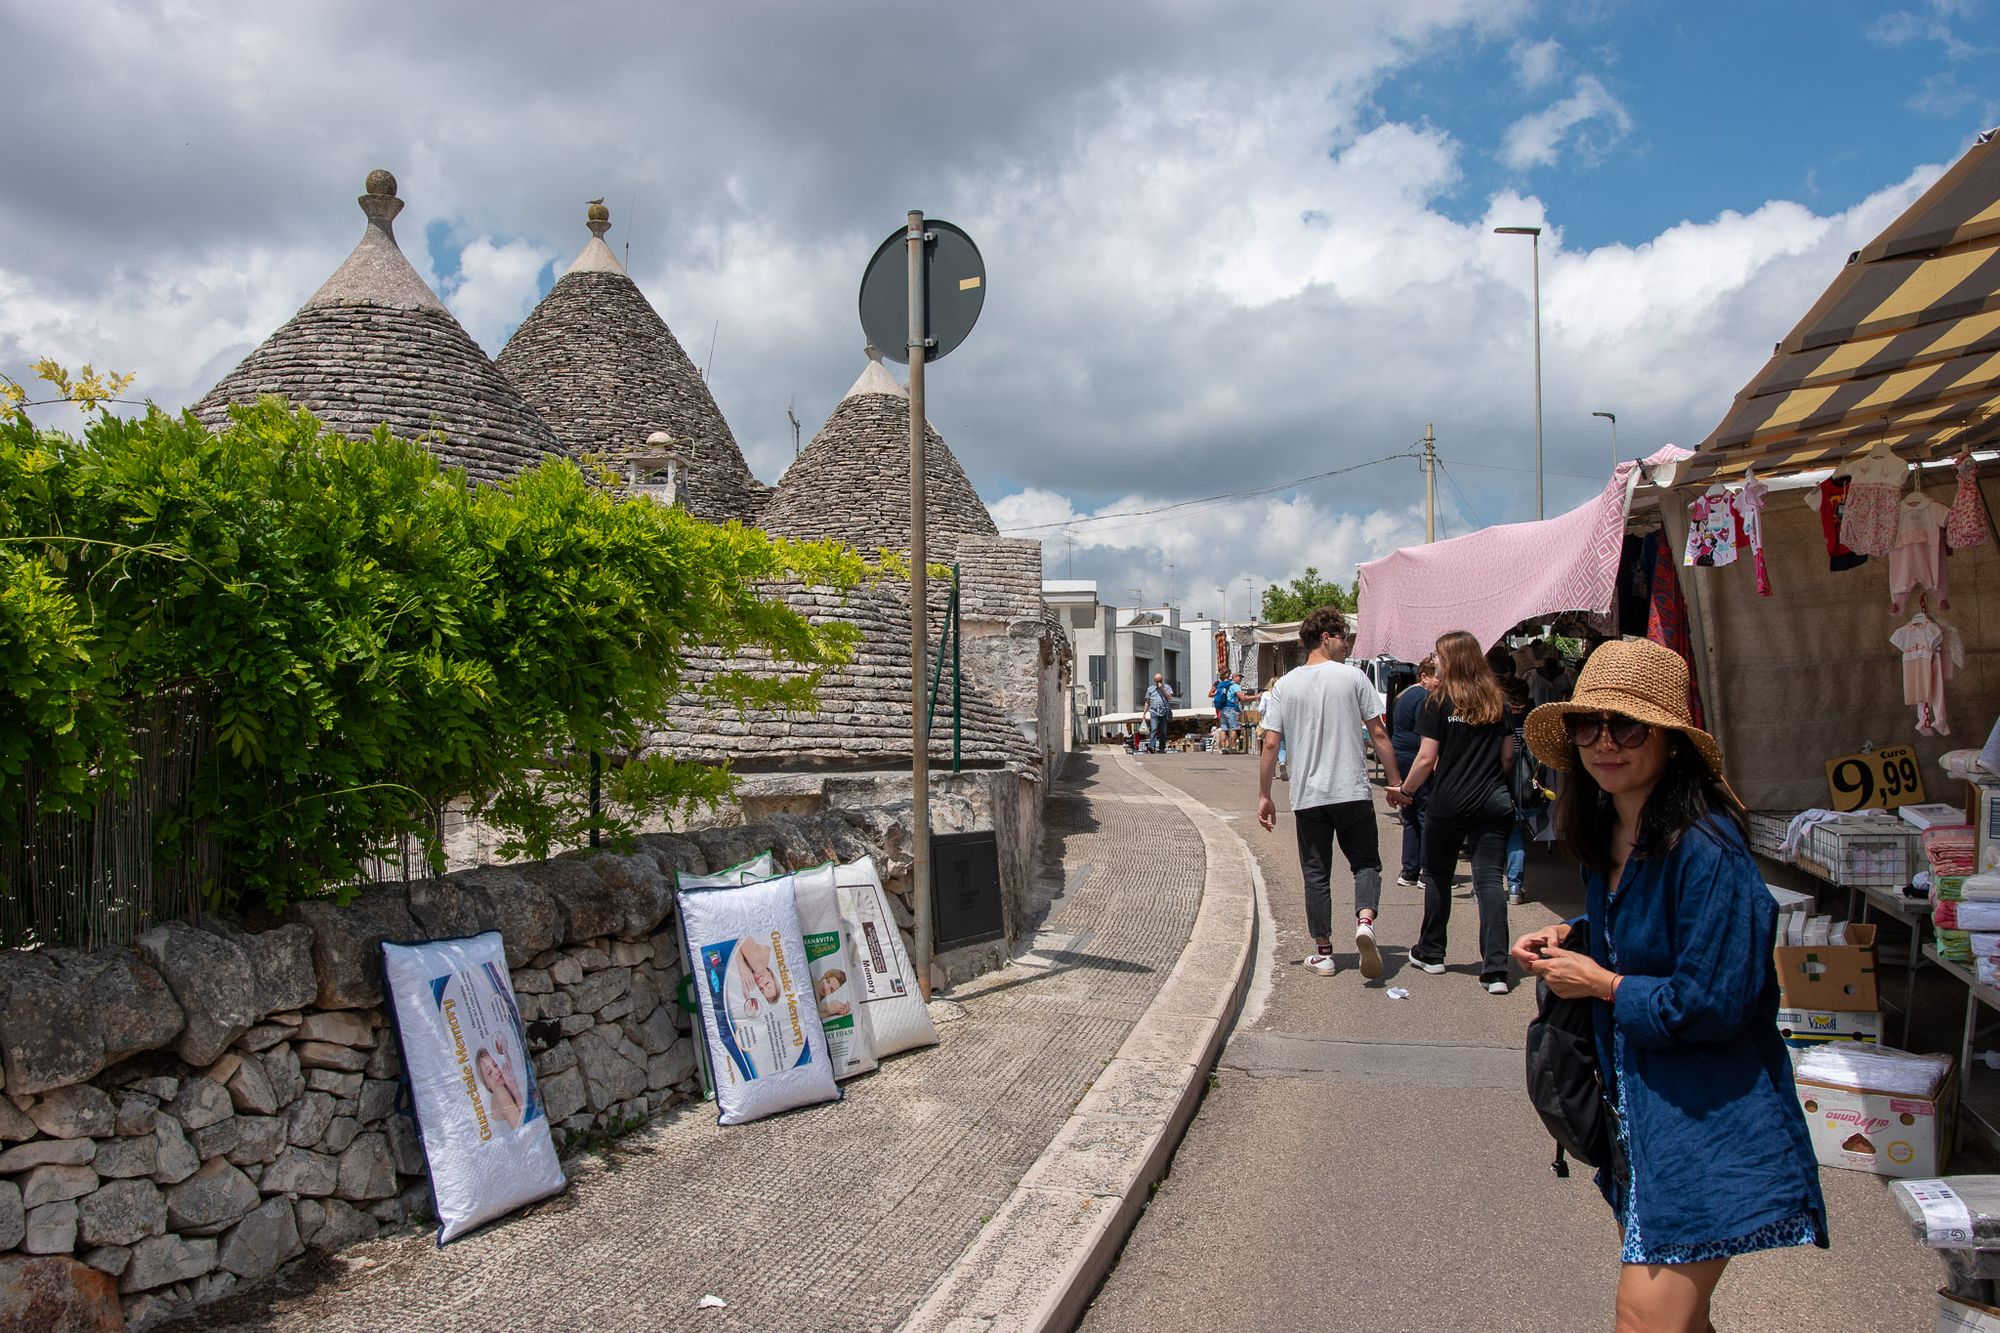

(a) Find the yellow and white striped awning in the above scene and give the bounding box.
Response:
[1685,128,2000,484]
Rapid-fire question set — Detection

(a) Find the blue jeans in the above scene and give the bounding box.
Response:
[1147,713,1169,752]
[1506,822,1527,892]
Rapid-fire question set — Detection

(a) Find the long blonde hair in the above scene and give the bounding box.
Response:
[1432,630,1503,726]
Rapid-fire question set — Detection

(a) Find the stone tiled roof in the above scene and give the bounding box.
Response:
[954,536,1044,624]
[758,355,997,557]
[645,577,1038,773]
[497,204,769,525]
[193,171,559,485]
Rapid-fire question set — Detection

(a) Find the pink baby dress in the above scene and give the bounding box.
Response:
[1947,454,1987,549]
[1839,452,1907,556]
[1737,475,1772,596]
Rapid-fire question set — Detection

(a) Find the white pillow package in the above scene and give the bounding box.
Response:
[679,873,841,1125]
[789,863,879,1080]
[832,856,938,1057]
[381,932,567,1243]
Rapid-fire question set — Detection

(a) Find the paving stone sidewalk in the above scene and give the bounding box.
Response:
[172,752,1205,1333]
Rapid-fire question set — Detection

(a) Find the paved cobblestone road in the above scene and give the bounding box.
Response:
[172,752,1204,1333]
[1083,753,1963,1333]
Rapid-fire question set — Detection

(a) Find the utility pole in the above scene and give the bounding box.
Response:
[1423,423,1437,543]
[905,210,933,999]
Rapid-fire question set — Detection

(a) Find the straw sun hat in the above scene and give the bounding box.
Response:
[1522,638,1727,784]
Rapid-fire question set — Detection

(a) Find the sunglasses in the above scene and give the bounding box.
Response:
[1564,712,1654,749]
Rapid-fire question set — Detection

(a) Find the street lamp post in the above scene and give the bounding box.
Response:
[1495,225,1544,519]
[1592,410,1619,470]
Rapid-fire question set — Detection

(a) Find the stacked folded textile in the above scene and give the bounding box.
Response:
[1929,826,1978,879]
[1935,900,2000,930]
[1938,928,1973,962]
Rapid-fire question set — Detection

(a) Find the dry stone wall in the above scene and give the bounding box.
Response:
[0,812,910,1330]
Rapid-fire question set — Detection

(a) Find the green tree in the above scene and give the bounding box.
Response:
[1,393,869,913]
[1260,565,1356,621]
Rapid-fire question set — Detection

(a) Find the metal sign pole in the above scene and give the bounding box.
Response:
[906,209,934,998]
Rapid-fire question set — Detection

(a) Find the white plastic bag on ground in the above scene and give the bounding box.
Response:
[790,863,878,1080]
[381,932,566,1242]
[832,856,938,1057]
[679,873,840,1125]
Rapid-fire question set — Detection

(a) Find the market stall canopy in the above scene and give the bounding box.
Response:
[1683,127,2000,485]
[1351,450,1678,664]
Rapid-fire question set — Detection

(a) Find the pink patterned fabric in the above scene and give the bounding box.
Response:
[1948,455,1987,549]
[1353,447,1686,665]
[1838,453,1907,555]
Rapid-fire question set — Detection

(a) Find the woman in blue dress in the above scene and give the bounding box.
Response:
[1510,639,1826,1331]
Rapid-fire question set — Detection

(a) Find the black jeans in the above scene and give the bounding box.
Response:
[1295,800,1382,942]
[1415,787,1512,978]
[1398,782,1428,879]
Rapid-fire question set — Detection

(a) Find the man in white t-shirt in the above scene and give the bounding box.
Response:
[1257,606,1408,979]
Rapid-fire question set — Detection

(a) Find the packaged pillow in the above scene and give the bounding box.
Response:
[381,932,567,1242]
[790,863,879,1080]
[832,856,938,1057]
[676,850,778,889]
[678,873,840,1125]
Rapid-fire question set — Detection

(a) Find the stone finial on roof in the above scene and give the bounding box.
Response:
[845,346,908,401]
[566,197,627,277]
[301,169,448,314]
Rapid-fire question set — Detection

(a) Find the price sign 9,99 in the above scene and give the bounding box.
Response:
[1824,745,1926,812]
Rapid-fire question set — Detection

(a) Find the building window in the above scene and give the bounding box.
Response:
[1070,603,1096,630]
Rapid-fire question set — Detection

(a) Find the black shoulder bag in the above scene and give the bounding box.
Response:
[1523,918,1626,1180]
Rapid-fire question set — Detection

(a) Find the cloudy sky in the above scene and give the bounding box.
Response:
[3,0,1995,619]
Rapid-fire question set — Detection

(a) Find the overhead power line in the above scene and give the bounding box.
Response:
[997,450,1420,537]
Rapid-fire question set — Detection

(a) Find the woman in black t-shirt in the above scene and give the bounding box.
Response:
[1388,629,1515,993]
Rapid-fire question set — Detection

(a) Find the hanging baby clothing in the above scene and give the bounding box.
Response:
[1839,452,1907,556]
[1683,486,1746,567]
[1890,611,1964,736]
[1888,491,1951,613]
[1738,474,1772,596]
[1948,454,1988,549]
[1805,477,1868,572]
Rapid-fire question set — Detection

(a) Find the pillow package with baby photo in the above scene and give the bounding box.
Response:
[677,872,841,1125]
[381,932,567,1242]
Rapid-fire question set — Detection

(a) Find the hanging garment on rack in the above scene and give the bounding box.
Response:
[1888,492,1952,613]
[1738,474,1772,596]
[1948,455,1988,549]
[1890,612,1950,735]
[1683,485,1746,567]
[1646,539,1706,729]
[1805,476,1869,572]
[1839,452,1908,556]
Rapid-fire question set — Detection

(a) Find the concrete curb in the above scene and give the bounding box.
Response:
[899,754,1259,1333]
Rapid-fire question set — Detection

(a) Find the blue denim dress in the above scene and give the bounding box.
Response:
[1583,815,1828,1264]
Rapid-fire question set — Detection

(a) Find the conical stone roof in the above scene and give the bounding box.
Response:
[496,202,768,525]
[758,353,997,557]
[194,171,559,484]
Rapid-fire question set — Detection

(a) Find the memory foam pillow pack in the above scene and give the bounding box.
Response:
[677,872,840,1125]
[829,856,938,1057]
[381,932,567,1242]
[789,862,879,1080]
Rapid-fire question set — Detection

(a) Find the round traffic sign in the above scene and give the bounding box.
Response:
[858,219,985,364]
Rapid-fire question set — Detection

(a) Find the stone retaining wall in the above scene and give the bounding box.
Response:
[0,812,908,1330]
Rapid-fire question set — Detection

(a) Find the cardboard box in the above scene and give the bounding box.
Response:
[1938,1289,2000,1332]
[1775,922,1879,1011]
[1796,1061,1957,1178]
[1777,1007,1882,1051]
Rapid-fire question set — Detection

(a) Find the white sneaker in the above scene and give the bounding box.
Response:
[1395,874,1422,888]
[1305,953,1338,976]
[1485,977,1510,995]
[1507,886,1524,906]
[1409,952,1445,975]
[1354,920,1382,980]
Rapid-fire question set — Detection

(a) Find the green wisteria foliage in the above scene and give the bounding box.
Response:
[0,394,867,911]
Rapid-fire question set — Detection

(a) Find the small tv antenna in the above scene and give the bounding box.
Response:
[703,321,719,382]
[787,400,801,458]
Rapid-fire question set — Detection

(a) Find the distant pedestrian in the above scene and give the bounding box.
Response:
[1143,672,1174,754]
[1210,672,1240,752]
[1500,673,1533,904]
[1511,638,1826,1329]
[1257,607,1408,980]
[1389,655,1438,888]
[1392,630,1515,994]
